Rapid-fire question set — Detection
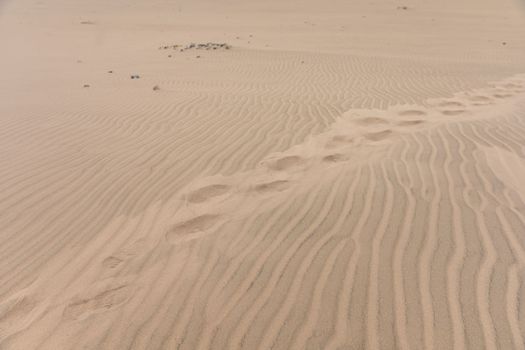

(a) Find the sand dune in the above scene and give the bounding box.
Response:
[2,73,525,348]
[1,0,525,348]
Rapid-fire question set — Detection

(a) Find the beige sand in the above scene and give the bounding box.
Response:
[1,0,525,348]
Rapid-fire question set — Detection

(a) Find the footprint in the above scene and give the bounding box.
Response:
[364,130,392,141]
[353,117,388,125]
[101,239,146,271]
[493,93,513,99]
[266,156,304,171]
[502,83,521,89]
[322,153,348,163]
[331,135,352,143]
[326,135,353,149]
[468,95,492,102]
[398,120,424,126]
[252,180,290,193]
[441,110,466,116]
[0,295,39,335]
[102,256,123,269]
[166,214,221,244]
[63,285,130,320]
[398,110,427,117]
[438,101,465,108]
[187,184,230,203]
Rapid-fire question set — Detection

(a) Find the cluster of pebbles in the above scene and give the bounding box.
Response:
[158,42,231,52]
[83,43,231,89]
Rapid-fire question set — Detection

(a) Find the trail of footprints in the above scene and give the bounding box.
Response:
[158,76,525,248]
[36,76,523,331]
[38,75,521,329]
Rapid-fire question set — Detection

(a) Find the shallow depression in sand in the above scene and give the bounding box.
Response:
[186,184,230,203]
[398,110,427,117]
[266,156,305,171]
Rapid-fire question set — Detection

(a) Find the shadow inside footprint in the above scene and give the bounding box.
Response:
[322,153,348,163]
[166,214,221,244]
[326,135,353,149]
[364,130,392,141]
[502,83,521,89]
[0,295,38,332]
[266,156,304,171]
[469,95,491,102]
[253,180,290,193]
[398,110,427,117]
[493,93,513,99]
[398,120,424,126]
[441,110,466,116]
[438,101,465,108]
[63,285,130,320]
[354,117,388,125]
[102,256,123,269]
[187,184,230,203]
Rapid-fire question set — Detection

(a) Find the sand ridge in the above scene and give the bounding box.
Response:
[2,0,525,348]
[1,74,525,348]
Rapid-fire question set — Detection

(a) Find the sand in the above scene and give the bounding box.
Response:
[1,0,525,348]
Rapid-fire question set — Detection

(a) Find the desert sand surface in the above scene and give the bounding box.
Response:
[1,0,525,348]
